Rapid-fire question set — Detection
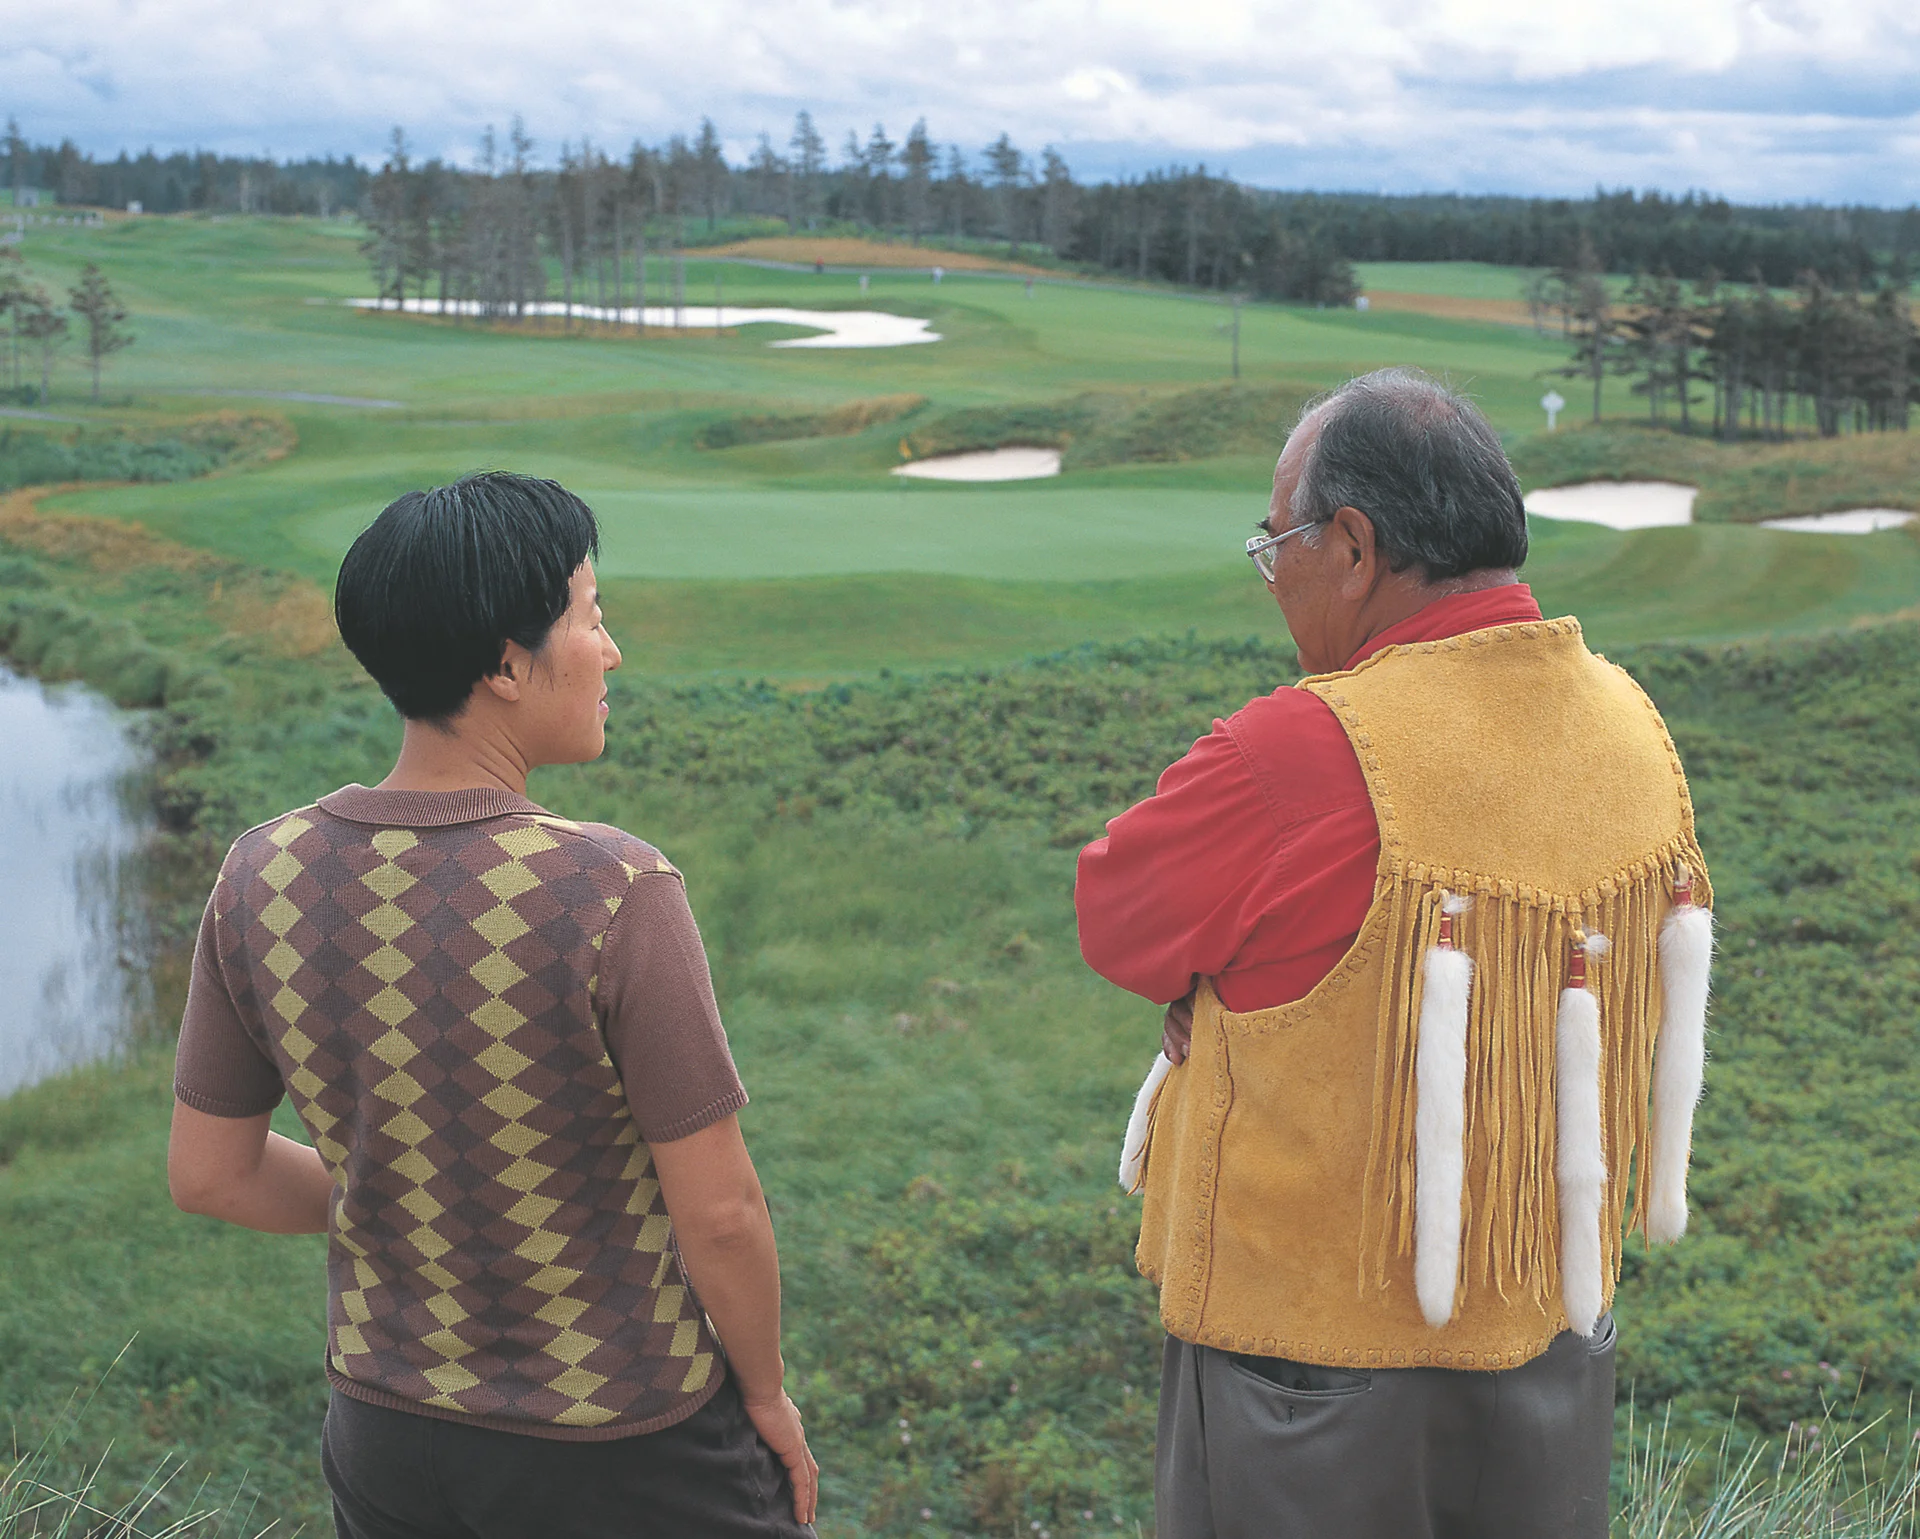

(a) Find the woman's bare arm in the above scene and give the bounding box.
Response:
[167,1101,332,1234]
[652,1113,817,1526]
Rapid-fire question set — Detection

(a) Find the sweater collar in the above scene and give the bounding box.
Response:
[317,783,549,828]
[1345,584,1545,671]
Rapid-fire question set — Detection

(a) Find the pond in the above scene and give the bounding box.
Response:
[0,665,151,1098]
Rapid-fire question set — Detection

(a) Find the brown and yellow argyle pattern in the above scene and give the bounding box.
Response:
[208,804,721,1438]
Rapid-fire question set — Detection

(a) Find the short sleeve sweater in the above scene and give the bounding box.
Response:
[173,784,747,1439]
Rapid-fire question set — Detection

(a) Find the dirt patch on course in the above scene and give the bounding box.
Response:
[0,486,338,658]
[702,236,1050,275]
[0,486,215,573]
[1363,291,1537,328]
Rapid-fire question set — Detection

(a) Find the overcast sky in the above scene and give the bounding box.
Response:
[5,0,1919,205]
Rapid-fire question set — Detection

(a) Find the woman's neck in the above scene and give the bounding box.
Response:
[379,715,531,796]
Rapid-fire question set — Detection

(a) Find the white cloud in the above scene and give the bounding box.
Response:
[1,0,1917,199]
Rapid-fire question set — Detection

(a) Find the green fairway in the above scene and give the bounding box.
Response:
[301,483,1259,581]
[6,214,1917,682]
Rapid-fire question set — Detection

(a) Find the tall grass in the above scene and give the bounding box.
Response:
[1620,1407,1920,1537]
[1,1348,282,1539]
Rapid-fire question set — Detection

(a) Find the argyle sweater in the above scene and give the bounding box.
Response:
[187,790,734,1438]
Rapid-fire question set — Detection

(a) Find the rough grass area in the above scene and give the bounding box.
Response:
[1066,383,1315,468]
[1510,422,1920,523]
[701,235,1053,275]
[3,515,1918,1534]
[696,393,928,450]
[897,382,1315,468]
[0,413,293,495]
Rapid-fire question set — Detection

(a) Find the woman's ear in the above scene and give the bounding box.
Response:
[482,643,529,703]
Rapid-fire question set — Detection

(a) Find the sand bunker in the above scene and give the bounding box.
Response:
[1759,509,1917,534]
[1524,481,1697,530]
[892,448,1063,483]
[346,297,939,349]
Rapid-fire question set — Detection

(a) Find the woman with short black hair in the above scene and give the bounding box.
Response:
[170,471,817,1538]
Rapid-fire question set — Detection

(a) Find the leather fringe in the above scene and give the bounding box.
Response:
[1359,833,1710,1319]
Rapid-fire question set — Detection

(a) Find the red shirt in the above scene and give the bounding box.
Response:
[1075,585,1546,1011]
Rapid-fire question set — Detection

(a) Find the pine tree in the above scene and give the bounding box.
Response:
[18,287,66,405]
[901,121,935,245]
[985,134,1025,256]
[694,119,727,233]
[788,112,825,231]
[68,263,132,403]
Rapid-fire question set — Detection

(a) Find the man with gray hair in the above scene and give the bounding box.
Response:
[1077,369,1713,1536]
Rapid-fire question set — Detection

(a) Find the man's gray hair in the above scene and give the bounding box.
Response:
[1290,369,1528,582]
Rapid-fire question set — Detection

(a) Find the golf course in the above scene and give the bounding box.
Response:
[2,214,1919,1535]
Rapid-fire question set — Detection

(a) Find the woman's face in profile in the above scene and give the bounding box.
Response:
[522,559,622,765]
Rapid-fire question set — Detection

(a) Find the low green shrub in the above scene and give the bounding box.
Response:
[901,397,1111,459]
[0,415,293,495]
[0,593,213,707]
[695,393,928,450]
[1066,382,1314,468]
[897,382,1314,470]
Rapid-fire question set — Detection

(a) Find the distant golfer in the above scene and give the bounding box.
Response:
[1078,370,1714,1538]
[168,473,817,1538]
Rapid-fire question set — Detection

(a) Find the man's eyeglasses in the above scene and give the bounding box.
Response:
[1245,521,1314,583]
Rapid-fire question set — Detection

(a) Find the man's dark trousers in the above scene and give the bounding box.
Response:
[1155,1314,1616,1538]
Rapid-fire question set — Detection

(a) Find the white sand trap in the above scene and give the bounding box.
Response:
[891,447,1063,482]
[1759,508,1916,534]
[346,297,938,348]
[1524,481,1697,530]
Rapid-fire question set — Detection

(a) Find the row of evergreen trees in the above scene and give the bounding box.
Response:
[1542,248,1916,438]
[13,113,1913,299]
[358,117,1367,313]
[6,119,365,217]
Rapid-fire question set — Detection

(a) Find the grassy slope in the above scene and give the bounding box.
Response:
[3,221,1920,1532]
[4,511,1918,1533]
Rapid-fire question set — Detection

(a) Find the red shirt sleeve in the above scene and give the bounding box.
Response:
[1076,719,1277,1004]
[1075,690,1382,1012]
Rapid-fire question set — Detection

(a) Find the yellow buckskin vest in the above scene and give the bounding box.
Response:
[1135,618,1711,1370]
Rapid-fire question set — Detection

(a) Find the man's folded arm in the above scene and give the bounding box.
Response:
[1075,721,1284,1003]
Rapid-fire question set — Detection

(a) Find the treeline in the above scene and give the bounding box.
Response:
[13,112,1920,297]
[4,118,366,216]
[1264,189,1916,290]
[1543,251,1917,438]
[358,117,1362,311]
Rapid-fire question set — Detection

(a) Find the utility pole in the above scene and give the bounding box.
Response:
[635,229,647,336]
[673,220,686,331]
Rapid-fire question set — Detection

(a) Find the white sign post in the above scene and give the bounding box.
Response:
[1541,390,1566,432]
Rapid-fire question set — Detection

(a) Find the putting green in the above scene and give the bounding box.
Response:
[299,483,1261,581]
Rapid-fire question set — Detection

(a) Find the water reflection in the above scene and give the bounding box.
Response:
[0,665,151,1097]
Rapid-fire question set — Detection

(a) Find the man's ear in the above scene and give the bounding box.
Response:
[1329,505,1379,590]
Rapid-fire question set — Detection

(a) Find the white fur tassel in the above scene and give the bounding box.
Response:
[1118,1051,1174,1192]
[1646,877,1713,1243]
[1556,931,1610,1338]
[1414,895,1475,1328]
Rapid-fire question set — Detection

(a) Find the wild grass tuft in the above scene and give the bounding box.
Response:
[1,1345,282,1539]
[1619,1404,1920,1538]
